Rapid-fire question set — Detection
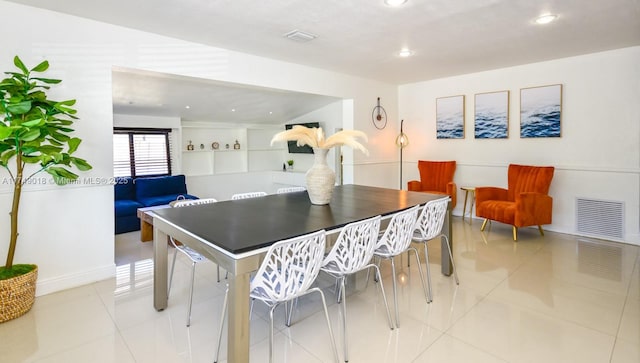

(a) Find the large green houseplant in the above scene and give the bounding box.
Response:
[0,56,91,322]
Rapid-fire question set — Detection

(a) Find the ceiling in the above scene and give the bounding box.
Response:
[10,0,640,123]
[111,68,341,123]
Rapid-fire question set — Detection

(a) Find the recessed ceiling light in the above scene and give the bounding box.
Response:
[385,0,408,6]
[269,111,273,115]
[398,48,414,57]
[231,108,236,112]
[185,105,190,109]
[535,14,557,24]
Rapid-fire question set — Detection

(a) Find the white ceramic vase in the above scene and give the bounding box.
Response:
[306,148,335,205]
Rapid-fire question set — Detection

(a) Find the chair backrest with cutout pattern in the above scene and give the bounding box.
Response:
[376,205,420,256]
[276,186,306,194]
[414,197,449,241]
[171,198,218,208]
[231,192,268,200]
[322,215,381,274]
[250,230,326,303]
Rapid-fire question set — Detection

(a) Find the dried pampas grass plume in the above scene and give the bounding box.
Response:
[323,129,368,155]
[271,125,368,155]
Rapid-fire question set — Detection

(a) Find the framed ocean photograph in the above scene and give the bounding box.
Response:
[436,95,465,139]
[520,84,562,138]
[474,90,509,139]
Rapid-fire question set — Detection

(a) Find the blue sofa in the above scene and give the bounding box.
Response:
[114,177,142,234]
[114,175,197,234]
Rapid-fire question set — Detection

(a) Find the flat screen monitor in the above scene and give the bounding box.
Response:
[284,122,320,154]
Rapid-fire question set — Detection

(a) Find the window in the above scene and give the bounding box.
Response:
[113,128,172,178]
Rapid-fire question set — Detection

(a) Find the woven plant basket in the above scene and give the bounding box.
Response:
[0,266,37,323]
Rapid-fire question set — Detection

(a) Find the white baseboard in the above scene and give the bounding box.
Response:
[451,213,640,246]
[35,264,116,297]
[625,232,640,245]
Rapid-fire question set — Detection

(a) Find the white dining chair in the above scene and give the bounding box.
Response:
[373,204,426,328]
[276,186,306,194]
[231,191,267,200]
[320,215,393,362]
[168,197,218,327]
[169,197,218,208]
[413,197,459,303]
[213,230,340,363]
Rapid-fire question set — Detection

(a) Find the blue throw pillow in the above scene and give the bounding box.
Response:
[114,177,135,200]
[136,175,188,199]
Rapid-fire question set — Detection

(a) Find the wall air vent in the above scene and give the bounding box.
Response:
[576,198,624,241]
[283,29,317,42]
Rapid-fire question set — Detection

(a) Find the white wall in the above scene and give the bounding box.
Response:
[0,1,398,295]
[398,47,640,244]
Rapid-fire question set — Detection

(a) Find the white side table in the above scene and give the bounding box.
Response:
[460,186,476,224]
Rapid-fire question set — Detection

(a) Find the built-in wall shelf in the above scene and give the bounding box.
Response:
[181,151,214,176]
[181,125,286,176]
[181,150,248,175]
[248,148,284,152]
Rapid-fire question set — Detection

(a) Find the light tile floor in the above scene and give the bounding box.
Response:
[1,218,639,363]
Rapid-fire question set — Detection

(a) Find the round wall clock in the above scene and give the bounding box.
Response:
[372,97,387,130]
[212,142,219,150]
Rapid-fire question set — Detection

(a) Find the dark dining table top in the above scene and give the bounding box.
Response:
[153,184,444,255]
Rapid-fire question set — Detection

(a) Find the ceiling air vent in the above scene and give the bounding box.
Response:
[283,29,317,42]
[576,197,624,241]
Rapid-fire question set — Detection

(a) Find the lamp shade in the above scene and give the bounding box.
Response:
[396,119,409,148]
[395,132,409,148]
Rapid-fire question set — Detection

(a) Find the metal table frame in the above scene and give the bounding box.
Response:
[151,185,452,362]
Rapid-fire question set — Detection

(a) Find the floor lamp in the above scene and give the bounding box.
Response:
[395,119,409,190]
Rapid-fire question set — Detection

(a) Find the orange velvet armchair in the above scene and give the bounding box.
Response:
[476,164,555,241]
[407,160,457,209]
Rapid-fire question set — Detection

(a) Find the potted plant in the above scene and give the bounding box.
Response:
[287,159,294,170]
[0,56,92,323]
